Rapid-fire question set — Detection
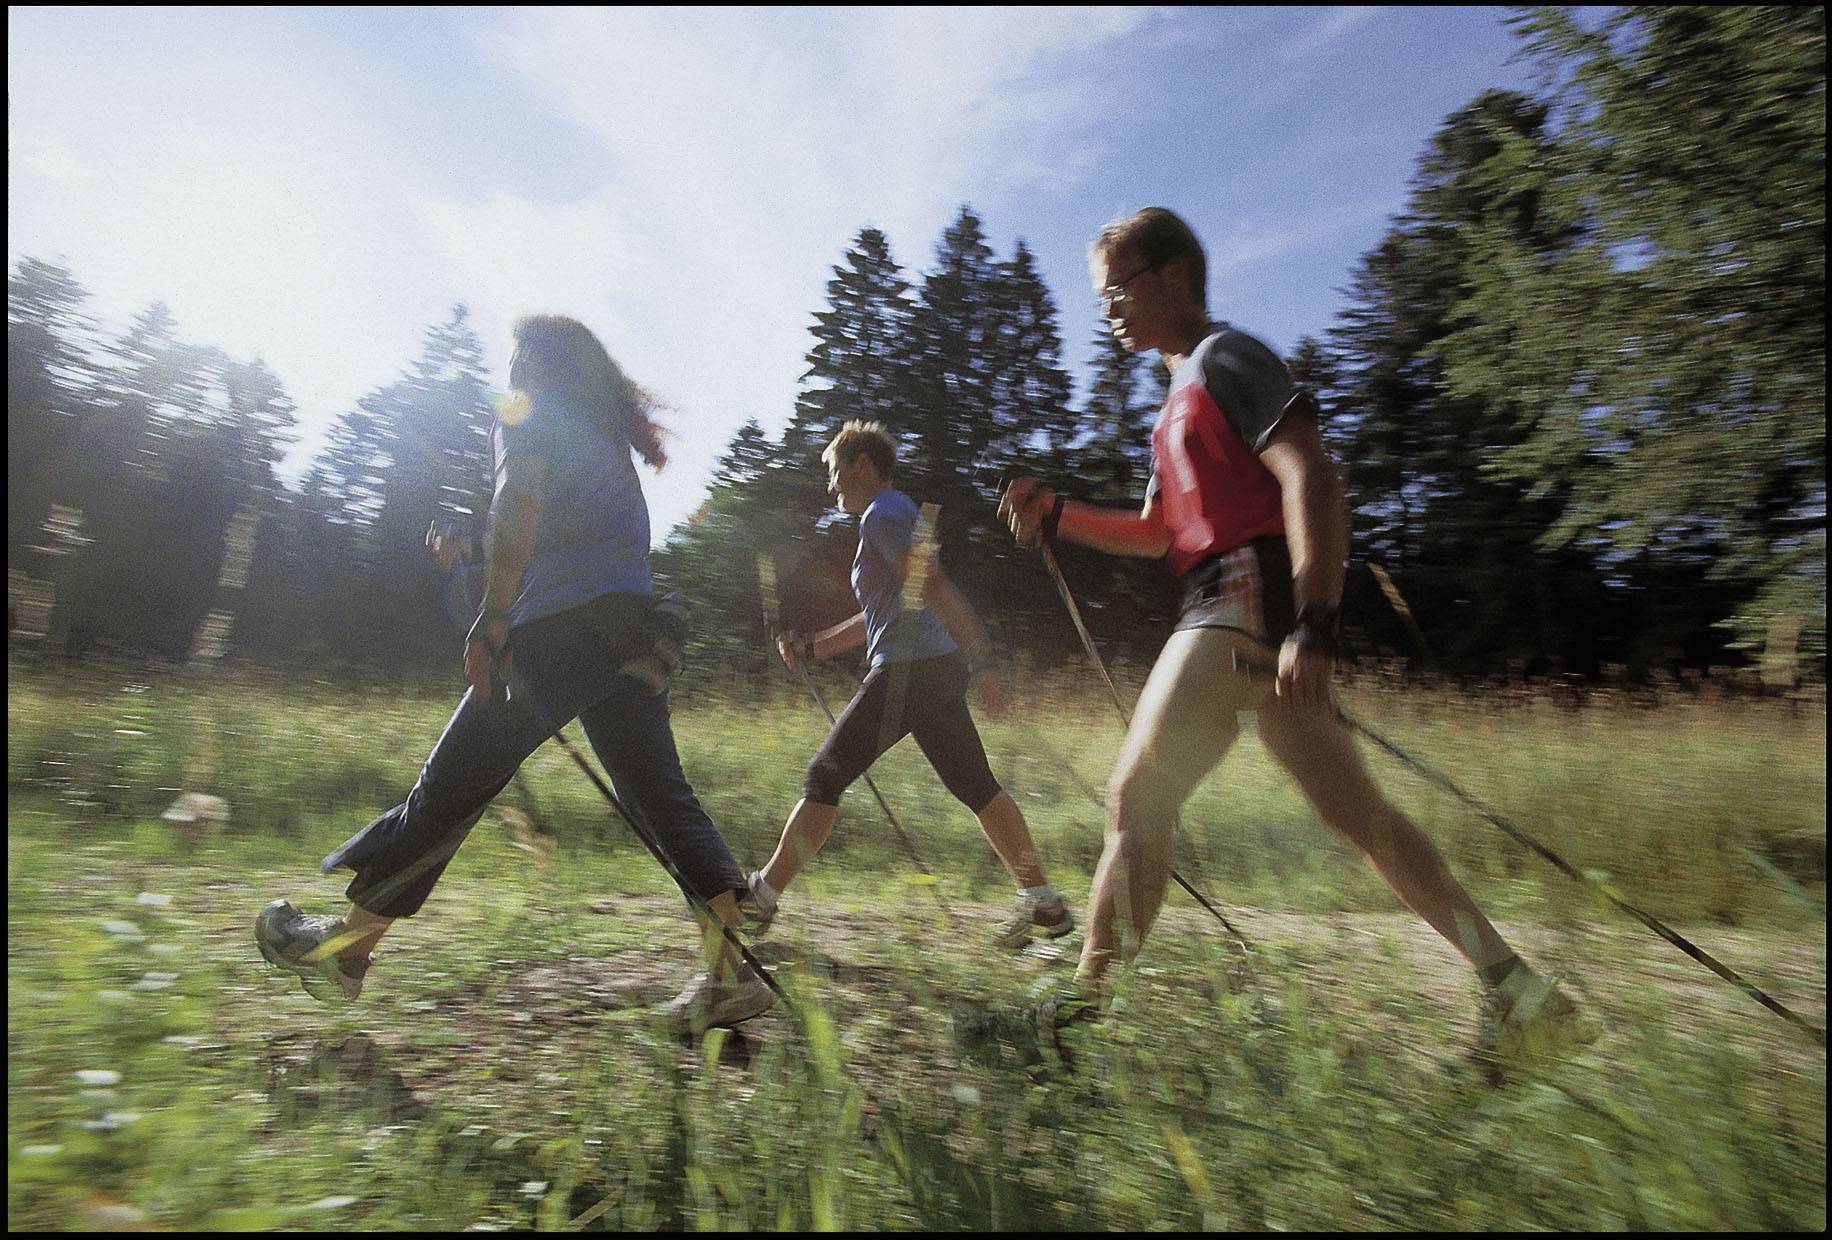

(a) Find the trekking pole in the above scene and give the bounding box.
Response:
[1035,540,1256,955]
[1366,561,1438,671]
[456,560,786,1006]
[1230,649,1826,1048]
[756,554,960,924]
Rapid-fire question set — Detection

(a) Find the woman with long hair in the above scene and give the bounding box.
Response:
[257,315,772,1033]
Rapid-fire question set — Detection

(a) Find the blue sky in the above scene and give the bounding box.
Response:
[8,6,1547,539]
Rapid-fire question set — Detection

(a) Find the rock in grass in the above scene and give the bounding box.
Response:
[161,792,229,842]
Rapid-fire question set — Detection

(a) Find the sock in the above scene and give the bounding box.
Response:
[1019,884,1059,906]
[1478,954,1527,990]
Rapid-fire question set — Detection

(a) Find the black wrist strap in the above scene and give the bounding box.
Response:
[1041,494,1066,546]
[1293,604,1341,657]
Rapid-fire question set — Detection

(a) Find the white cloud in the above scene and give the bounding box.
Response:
[427,7,1159,533]
[6,7,1207,536]
[1279,6,1385,61]
[7,35,462,469]
[1208,204,1390,276]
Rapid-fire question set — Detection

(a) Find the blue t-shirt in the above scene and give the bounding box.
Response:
[854,489,957,667]
[492,390,652,627]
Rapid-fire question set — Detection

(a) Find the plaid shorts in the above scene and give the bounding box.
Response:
[1173,537,1295,644]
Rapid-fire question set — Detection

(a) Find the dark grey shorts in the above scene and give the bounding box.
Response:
[803,652,1003,814]
[1173,537,1295,646]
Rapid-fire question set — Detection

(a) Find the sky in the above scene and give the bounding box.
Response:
[8,6,1550,540]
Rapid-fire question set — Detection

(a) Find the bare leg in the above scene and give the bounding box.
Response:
[1256,695,1515,972]
[1077,629,1259,994]
[973,790,1047,889]
[759,798,840,895]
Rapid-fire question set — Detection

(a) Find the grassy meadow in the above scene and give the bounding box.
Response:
[7,664,1827,1230]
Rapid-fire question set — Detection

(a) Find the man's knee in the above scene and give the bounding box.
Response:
[1106,766,1176,856]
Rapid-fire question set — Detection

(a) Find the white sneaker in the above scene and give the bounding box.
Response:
[993,890,1075,950]
[662,968,775,1036]
[255,900,370,1002]
[738,872,779,936]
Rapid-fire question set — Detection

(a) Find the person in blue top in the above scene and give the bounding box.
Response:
[747,420,1075,949]
[256,315,771,1034]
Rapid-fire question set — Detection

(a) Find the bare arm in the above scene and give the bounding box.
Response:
[920,555,1011,715]
[1258,410,1347,711]
[811,612,867,658]
[786,556,980,663]
[1259,413,1347,616]
[464,451,546,698]
[921,562,988,651]
[999,477,1170,559]
[779,611,866,670]
[482,454,545,615]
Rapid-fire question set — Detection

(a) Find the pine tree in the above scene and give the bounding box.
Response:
[905,207,1002,493]
[1325,90,1619,673]
[783,227,914,463]
[1441,6,1826,662]
[7,259,98,572]
[280,308,494,673]
[1075,323,1152,505]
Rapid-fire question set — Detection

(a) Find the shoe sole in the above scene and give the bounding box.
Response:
[672,999,775,1038]
[711,995,776,1029]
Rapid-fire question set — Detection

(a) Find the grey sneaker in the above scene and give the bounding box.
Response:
[1475,968,1598,1074]
[993,890,1075,950]
[662,967,776,1036]
[738,872,779,936]
[255,900,370,1002]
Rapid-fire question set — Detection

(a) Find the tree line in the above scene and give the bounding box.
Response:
[8,7,1823,684]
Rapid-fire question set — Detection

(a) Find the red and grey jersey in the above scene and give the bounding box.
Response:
[1147,322,1299,578]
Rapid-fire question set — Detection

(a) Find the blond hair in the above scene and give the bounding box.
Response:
[821,420,896,479]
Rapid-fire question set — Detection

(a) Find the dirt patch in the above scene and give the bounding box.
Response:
[254,892,1825,1135]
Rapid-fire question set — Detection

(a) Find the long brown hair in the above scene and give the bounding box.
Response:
[510,315,669,470]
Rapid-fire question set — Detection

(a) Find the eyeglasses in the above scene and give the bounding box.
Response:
[1098,260,1159,311]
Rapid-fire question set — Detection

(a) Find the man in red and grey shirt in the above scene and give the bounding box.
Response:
[1002,208,1588,1061]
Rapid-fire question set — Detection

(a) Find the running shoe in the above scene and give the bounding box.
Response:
[255,899,370,1002]
[993,890,1075,950]
[662,967,776,1036]
[1475,967,1599,1075]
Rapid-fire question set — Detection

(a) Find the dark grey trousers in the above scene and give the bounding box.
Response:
[320,592,744,918]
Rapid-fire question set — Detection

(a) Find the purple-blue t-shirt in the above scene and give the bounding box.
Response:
[854,489,956,667]
[492,390,652,627]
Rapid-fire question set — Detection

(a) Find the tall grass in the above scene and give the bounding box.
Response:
[9,663,1824,925]
[8,665,1826,1230]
